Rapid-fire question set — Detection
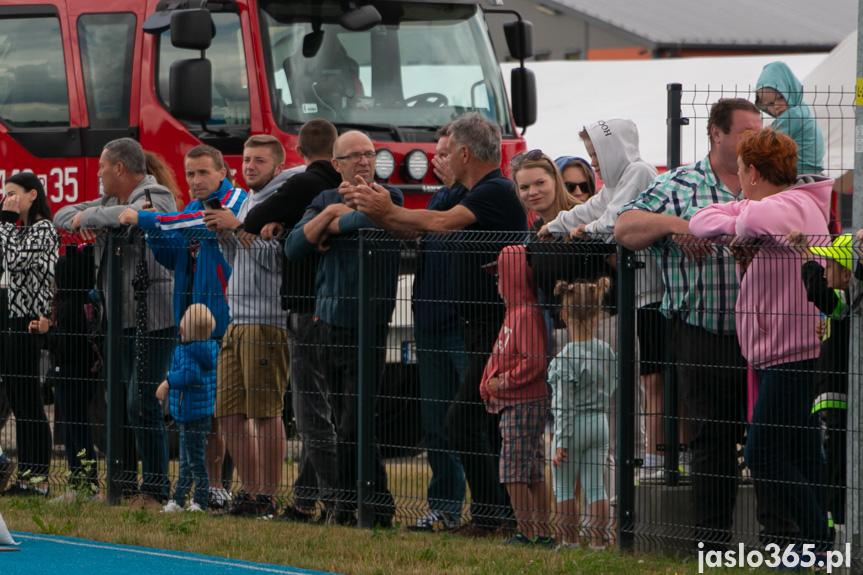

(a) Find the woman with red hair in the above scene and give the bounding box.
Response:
[690,128,833,555]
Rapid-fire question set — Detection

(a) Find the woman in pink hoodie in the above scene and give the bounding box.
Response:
[689,128,832,552]
[480,245,552,547]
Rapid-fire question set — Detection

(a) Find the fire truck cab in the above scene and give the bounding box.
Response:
[0,0,535,210]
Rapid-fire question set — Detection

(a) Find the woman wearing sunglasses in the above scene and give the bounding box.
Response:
[554,156,597,205]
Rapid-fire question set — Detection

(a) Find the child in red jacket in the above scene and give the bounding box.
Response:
[480,245,552,546]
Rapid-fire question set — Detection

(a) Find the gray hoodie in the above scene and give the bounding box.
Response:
[54,175,176,331]
[546,119,662,306]
[221,165,303,328]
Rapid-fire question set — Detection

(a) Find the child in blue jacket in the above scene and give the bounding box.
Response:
[156,304,219,512]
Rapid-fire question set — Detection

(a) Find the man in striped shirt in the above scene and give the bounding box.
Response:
[119,145,247,510]
[615,99,763,551]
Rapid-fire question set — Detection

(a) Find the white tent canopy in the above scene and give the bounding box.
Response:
[503,52,833,171]
[802,32,857,180]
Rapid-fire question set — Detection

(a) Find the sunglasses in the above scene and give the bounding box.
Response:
[564,181,590,195]
[510,149,544,167]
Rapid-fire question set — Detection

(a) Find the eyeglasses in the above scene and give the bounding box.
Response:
[564,181,590,195]
[335,151,376,163]
[510,149,544,167]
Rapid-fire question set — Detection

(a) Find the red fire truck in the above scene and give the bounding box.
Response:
[0,0,535,210]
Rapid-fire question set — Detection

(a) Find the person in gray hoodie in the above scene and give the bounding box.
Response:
[538,119,663,493]
[202,134,299,517]
[54,137,177,506]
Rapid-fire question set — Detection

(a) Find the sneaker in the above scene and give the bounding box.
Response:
[503,533,534,546]
[185,502,204,512]
[278,505,316,523]
[0,455,15,493]
[533,535,557,548]
[161,500,184,513]
[451,521,496,539]
[556,540,578,551]
[407,511,459,533]
[208,487,231,510]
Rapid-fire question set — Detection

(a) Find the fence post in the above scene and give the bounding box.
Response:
[105,230,125,505]
[664,83,687,486]
[846,6,863,568]
[357,230,375,528]
[616,245,640,551]
[666,83,686,171]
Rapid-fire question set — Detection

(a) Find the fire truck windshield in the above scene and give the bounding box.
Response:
[261,2,511,142]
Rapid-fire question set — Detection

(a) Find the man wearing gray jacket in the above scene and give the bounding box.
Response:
[54,138,176,507]
[203,134,296,517]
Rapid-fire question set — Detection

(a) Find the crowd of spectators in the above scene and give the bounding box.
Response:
[0,81,852,554]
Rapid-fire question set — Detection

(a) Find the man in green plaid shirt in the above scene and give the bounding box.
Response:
[615,99,763,551]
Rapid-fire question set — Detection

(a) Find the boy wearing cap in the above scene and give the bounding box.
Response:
[788,231,863,526]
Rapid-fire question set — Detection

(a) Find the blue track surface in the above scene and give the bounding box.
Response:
[3,532,337,575]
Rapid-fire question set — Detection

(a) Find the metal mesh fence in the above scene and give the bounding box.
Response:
[0,78,858,562]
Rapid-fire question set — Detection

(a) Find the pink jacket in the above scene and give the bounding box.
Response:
[480,245,549,413]
[689,177,832,368]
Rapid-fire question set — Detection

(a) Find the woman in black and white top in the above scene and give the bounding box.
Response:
[0,172,58,496]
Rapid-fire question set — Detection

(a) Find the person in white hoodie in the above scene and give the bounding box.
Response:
[538,119,657,240]
[203,134,301,517]
[538,119,665,489]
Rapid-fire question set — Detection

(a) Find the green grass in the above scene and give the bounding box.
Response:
[0,494,779,575]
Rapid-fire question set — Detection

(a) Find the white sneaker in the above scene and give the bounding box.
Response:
[208,487,231,509]
[186,501,204,512]
[407,511,459,532]
[161,500,184,513]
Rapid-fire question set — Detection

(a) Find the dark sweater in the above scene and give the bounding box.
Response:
[243,160,343,314]
[801,260,863,398]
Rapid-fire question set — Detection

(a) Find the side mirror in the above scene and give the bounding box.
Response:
[510,67,536,130]
[170,59,212,121]
[171,9,214,51]
[504,20,533,61]
[339,5,381,32]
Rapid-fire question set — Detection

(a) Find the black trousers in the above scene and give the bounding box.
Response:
[318,321,394,523]
[0,307,52,481]
[672,318,747,547]
[444,317,508,529]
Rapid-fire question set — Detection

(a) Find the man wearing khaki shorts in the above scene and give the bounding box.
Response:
[204,135,301,516]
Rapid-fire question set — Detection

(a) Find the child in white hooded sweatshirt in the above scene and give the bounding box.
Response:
[538,119,674,489]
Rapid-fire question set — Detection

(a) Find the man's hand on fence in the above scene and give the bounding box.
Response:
[260,222,284,242]
[118,208,138,226]
[671,234,712,262]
